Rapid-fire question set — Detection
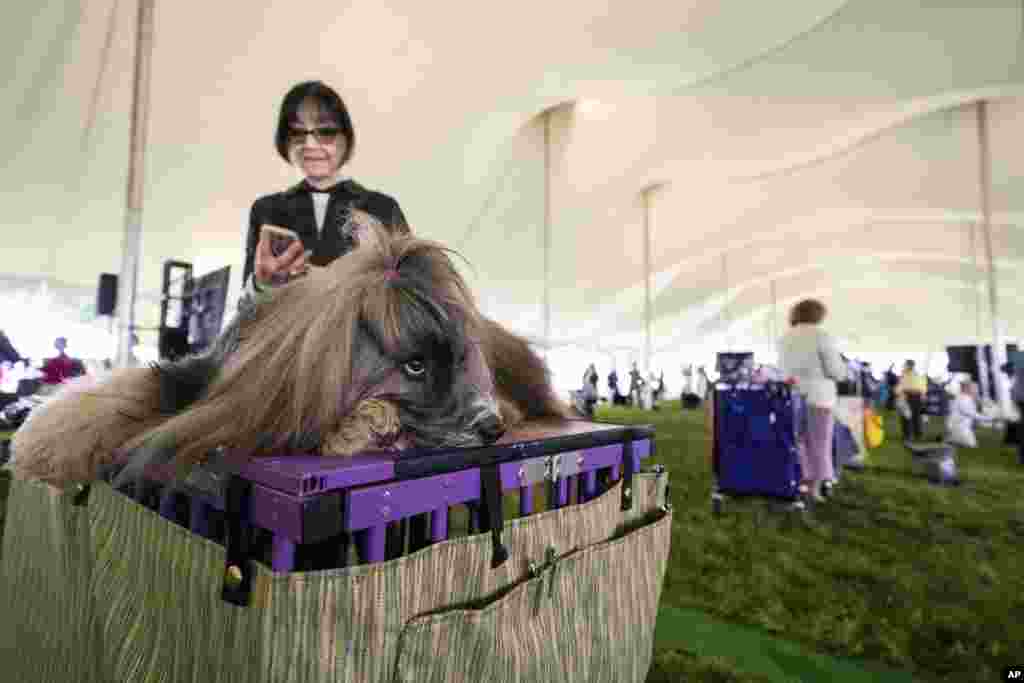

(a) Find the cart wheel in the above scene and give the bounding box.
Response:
[791,500,809,524]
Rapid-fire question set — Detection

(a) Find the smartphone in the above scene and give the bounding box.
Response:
[262,225,301,258]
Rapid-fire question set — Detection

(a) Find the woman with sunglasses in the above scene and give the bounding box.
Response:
[244,81,410,293]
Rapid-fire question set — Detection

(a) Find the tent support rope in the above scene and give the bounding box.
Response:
[115,0,155,368]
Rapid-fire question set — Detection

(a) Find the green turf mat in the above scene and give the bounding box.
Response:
[655,605,917,683]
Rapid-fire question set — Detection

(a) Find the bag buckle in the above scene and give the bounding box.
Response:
[531,545,560,615]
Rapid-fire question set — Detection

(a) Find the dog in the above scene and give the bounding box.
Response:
[9,222,574,492]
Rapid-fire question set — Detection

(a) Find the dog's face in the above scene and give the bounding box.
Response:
[350,277,505,450]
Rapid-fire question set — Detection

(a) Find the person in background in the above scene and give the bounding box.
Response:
[777,299,850,503]
[0,329,26,394]
[945,381,993,448]
[1011,361,1024,465]
[40,337,86,385]
[895,359,927,442]
[696,365,711,400]
[244,81,410,295]
[860,362,879,403]
[646,371,659,410]
[628,362,644,408]
[608,368,621,404]
[0,327,17,391]
[885,364,899,410]
[877,379,890,411]
[581,363,599,418]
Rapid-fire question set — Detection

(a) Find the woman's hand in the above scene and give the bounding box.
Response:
[254,227,310,287]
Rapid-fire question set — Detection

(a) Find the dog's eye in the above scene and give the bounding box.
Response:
[402,359,427,379]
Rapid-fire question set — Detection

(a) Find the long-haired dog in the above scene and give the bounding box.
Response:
[9,221,574,492]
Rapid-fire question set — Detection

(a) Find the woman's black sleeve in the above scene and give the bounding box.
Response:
[243,202,262,287]
[390,198,411,234]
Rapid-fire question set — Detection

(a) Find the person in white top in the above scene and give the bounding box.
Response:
[776,299,850,502]
[945,381,992,448]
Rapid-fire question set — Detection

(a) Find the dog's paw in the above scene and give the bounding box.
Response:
[322,399,401,455]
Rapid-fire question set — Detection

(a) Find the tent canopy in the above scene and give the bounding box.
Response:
[4,0,1023,370]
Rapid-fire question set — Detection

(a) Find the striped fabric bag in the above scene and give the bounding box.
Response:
[0,468,670,683]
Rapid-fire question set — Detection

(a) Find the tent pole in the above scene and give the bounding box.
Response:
[639,183,665,373]
[542,108,552,360]
[976,99,1006,407]
[968,221,981,341]
[722,254,730,350]
[641,186,652,373]
[115,0,156,368]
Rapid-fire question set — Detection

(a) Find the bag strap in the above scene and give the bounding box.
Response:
[621,430,635,511]
[479,462,509,569]
[221,474,255,606]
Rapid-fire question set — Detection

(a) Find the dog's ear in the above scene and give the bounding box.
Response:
[478,316,573,425]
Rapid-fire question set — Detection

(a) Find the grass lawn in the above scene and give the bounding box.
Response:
[601,400,1024,682]
[1,407,1021,682]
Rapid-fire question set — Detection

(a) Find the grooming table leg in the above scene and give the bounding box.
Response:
[582,471,597,502]
[364,528,387,565]
[557,478,569,508]
[271,536,296,572]
[430,506,448,542]
[519,485,533,516]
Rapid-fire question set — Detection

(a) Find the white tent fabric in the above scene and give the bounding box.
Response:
[3,0,1023,386]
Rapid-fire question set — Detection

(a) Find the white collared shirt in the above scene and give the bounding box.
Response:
[311,192,330,237]
[308,173,350,238]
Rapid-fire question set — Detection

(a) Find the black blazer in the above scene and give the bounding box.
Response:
[243,179,408,286]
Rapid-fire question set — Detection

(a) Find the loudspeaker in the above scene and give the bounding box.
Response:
[97,273,118,316]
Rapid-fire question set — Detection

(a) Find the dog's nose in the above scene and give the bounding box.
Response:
[476,413,505,445]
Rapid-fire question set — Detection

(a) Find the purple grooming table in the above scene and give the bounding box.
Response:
[168,420,653,575]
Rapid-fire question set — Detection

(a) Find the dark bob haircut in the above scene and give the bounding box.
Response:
[274,81,355,166]
[789,299,827,326]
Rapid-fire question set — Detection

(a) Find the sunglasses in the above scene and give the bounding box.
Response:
[288,126,342,145]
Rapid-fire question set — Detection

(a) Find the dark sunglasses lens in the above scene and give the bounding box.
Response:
[288,128,340,145]
[314,127,340,143]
